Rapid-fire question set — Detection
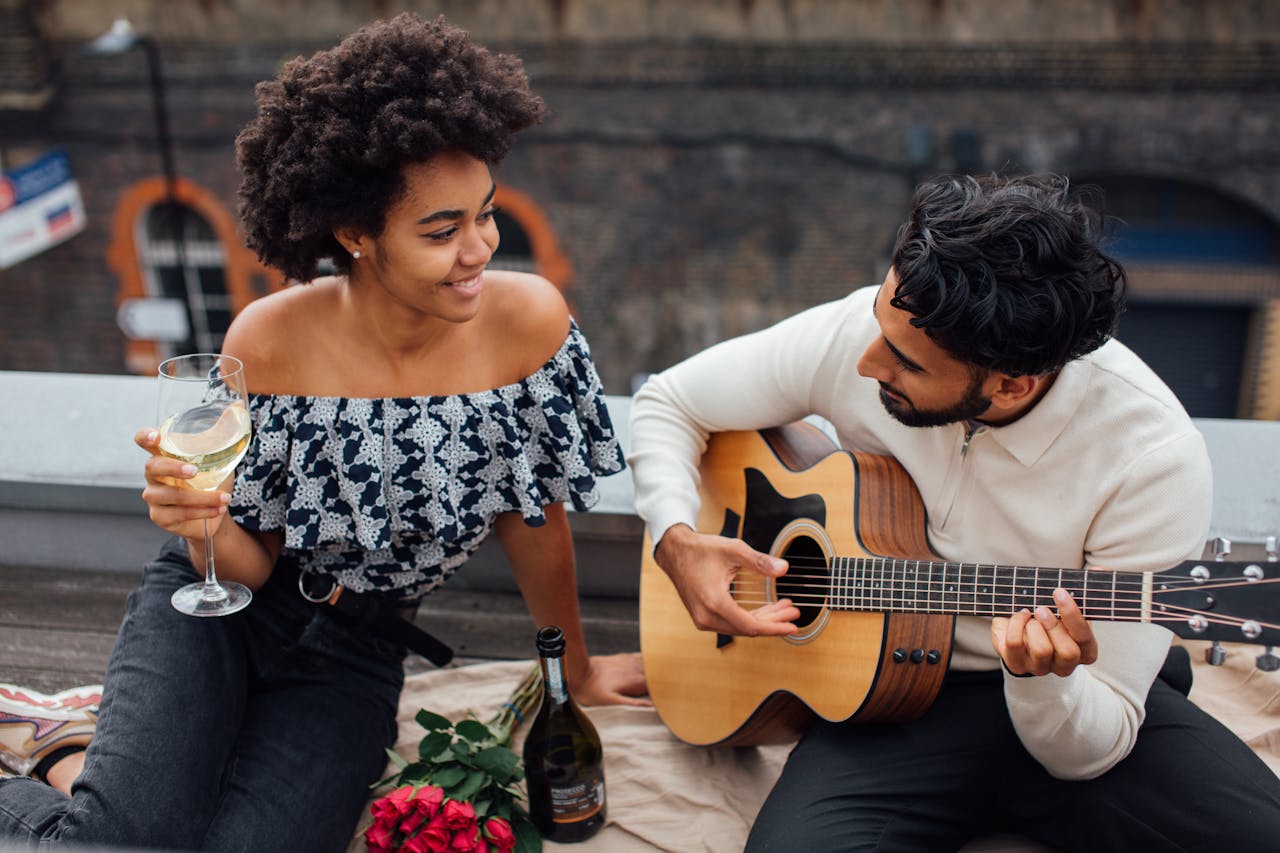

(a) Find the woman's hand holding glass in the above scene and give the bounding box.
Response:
[140,353,253,617]
[135,429,233,537]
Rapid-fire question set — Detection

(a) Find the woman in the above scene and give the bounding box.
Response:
[0,14,645,850]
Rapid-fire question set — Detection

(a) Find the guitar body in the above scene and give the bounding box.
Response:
[640,423,956,747]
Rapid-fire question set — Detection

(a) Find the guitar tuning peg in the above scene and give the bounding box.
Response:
[1266,536,1277,563]
[1205,641,1228,666]
[1212,537,1231,562]
[1258,647,1280,673]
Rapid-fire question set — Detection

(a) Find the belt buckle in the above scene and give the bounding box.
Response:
[298,571,340,604]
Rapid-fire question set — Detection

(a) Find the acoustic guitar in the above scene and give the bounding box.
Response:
[638,422,1280,747]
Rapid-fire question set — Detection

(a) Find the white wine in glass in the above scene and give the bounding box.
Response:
[156,353,253,617]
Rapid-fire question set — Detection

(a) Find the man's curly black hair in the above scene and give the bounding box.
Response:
[235,13,546,282]
[890,174,1127,377]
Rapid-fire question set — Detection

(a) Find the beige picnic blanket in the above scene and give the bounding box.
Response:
[347,643,1280,853]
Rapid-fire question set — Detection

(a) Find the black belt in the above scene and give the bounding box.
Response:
[296,570,454,667]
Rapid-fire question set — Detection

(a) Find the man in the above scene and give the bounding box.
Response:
[628,174,1280,851]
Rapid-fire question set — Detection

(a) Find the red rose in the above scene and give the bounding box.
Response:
[482,817,516,852]
[371,785,416,824]
[449,823,483,852]
[402,834,433,853]
[441,799,476,830]
[419,814,453,853]
[363,820,395,852]
[401,806,428,835]
[413,785,445,818]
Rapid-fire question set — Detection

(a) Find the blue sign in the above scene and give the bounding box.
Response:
[0,149,86,268]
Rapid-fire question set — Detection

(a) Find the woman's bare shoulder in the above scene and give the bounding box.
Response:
[221,278,343,394]
[483,271,571,376]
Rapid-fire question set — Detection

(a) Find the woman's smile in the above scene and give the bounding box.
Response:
[443,272,484,293]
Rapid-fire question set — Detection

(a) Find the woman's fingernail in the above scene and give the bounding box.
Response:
[1036,606,1055,625]
[219,492,231,504]
[181,464,197,477]
[147,430,159,442]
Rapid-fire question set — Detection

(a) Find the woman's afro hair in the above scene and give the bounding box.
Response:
[235,13,546,282]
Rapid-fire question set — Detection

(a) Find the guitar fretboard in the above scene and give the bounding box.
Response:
[830,557,1152,622]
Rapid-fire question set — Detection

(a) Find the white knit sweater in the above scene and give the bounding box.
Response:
[628,285,1213,779]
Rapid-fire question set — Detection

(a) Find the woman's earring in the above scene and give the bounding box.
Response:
[352,250,362,259]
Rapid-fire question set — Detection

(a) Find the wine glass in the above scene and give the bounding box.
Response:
[155,353,253,617]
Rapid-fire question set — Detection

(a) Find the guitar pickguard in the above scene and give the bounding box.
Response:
[741,467,826,553]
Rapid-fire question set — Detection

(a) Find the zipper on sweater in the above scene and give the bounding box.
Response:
[941,420,985,529]
[960,420,983,458]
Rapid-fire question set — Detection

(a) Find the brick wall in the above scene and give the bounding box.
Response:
[2,1,1279,397]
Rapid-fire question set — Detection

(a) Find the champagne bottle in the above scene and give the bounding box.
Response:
[522,625,606,842]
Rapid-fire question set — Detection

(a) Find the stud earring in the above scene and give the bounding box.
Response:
[352,250,362,259]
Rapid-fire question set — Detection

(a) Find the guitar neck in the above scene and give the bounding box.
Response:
[830,557,1153,623]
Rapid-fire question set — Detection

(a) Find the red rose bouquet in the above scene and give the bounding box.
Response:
[364,666,543,853]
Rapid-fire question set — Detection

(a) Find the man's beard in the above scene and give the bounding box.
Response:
[877,376,992,428]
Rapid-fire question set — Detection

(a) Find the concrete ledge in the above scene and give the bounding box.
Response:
[2,370,1278,595]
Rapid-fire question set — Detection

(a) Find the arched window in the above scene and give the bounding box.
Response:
[137,202,232,355]
[108,177,282,375]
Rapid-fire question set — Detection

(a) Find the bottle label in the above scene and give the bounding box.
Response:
[549,775,606,823]
[545,657,568,704]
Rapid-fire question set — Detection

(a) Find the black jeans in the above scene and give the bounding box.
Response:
[747,649,1280,853]
[0,538,405,851]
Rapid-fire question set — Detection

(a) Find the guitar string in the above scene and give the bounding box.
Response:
[743,566,1280,595]
[727,563,1274,596]
[722,590,1279,631]
[720,567,1280,629]
[759,560,1278,595]
[774,554,1272,591]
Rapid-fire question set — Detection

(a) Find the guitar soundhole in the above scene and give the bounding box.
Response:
[777,535,827,629]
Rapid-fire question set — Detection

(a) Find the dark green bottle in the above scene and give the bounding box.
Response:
[522,625,606,842]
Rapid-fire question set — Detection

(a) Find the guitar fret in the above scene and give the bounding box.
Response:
[903,559,910,614]
[883,557,892,612]
[976,564,986,616]
[871,557,879,612]
[907,559,914,613]
[1111,571,1117,622]
[866,557,872,612]
[910,559,920,613]
[900,558,908,614]
[918,560,928,613]
[989,564,1002,615]
[942,561,951,615]
[885,558,893,613]
[969,562,978,616]
[898,559,905,613]
[919,560,928,613]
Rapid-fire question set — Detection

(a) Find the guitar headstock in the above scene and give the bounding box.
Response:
[1156,537,1280,671]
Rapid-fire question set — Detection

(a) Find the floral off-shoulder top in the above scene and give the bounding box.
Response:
[228,321,624,601]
